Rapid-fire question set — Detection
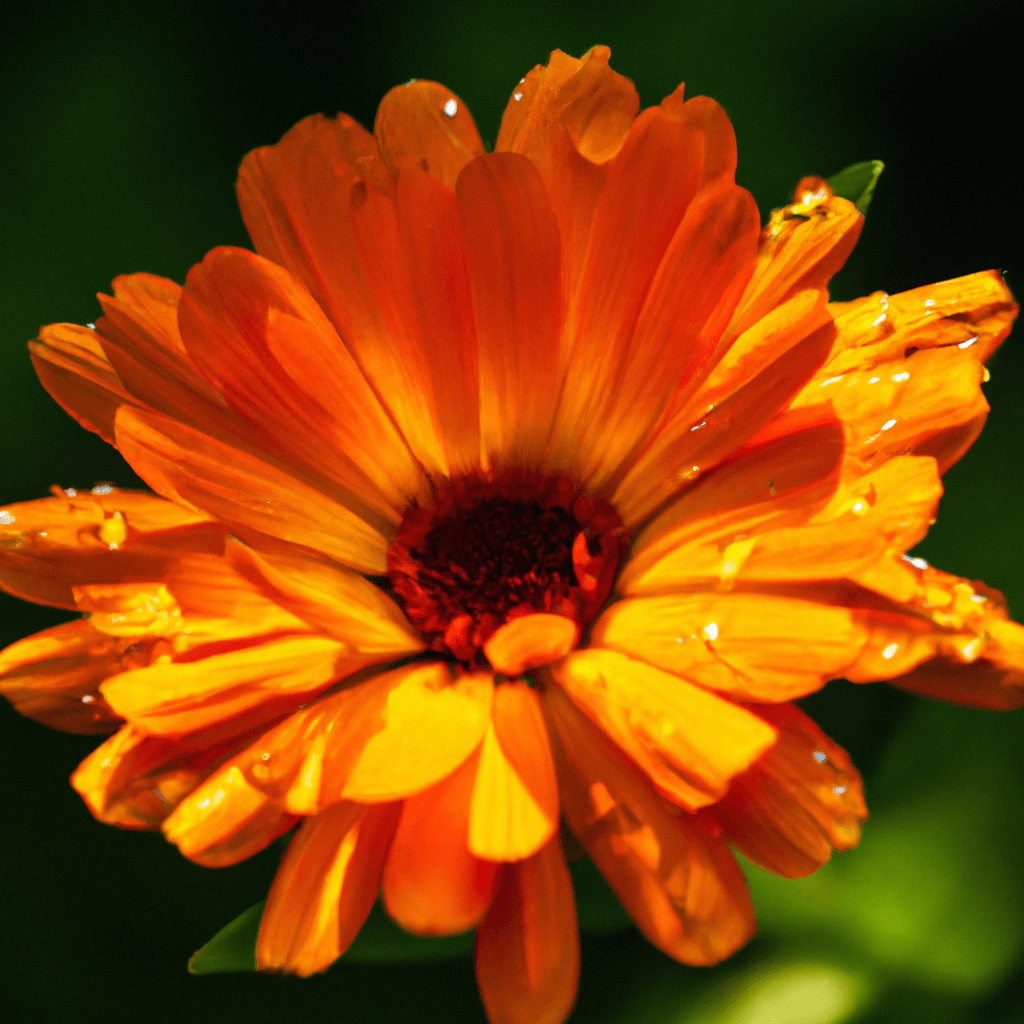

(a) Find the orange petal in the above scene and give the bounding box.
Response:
[822,269,1017,375]
[621,415,844,591]
[29,322,129,443]
[237,113,454,478]
[548,105,704,480]
[114,405,389,574]
[456,153,563,470]
[383,751,502,936]
[469,682,559,862]
[0,620,123,734]
[0,487,222,610]
[550,649,777,809]
[592,592,868,701]
[100,634,360,736]
[189,663,493,815]
[71,721,264,829]
[627,448,940,591]
[257,801,401,975]
[225,539,423,652]
[845,555,1024,709]
[497,46,637,165]
[496,48,636,316]
[392,165,480,472]
[715,702,867,879]
[660,90,737,188]
[178,246,426,519]
[475,832,580,1024]
[483,614,579,676]
[552,179,760,491]
[94,273,235,436]
[375,80,484,187]
[796,342,989,475]
[161,764,298,867]
[543,685,755,965]
[614,315,836,527]
[725,185,863,342]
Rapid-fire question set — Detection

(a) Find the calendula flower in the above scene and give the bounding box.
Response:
[2,45,1022,1024]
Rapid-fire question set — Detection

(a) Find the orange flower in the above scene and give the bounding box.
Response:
[2,45,1022,1024]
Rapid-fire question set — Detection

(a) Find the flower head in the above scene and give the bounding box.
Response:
[2,46,1021,1024]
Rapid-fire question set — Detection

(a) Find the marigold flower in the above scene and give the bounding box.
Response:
[1,45,1021,1024]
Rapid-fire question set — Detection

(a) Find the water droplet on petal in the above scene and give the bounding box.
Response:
[882,643,899,660]
[812,750,827,764]
[443,98,458,117]
[513,91,524,101]
[880,418,897,431]
[702,622,719,641]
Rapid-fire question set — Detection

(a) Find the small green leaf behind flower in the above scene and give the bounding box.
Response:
[826,160,884,214]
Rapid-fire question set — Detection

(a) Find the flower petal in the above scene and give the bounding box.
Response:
[225,539,423,652]
[823,269,1017,375]
[548,105,704,481]
[554,179,760,491]
[179,663,493,818]
[0,488,222,610]
[550,649,777,809]
[257,801,402,976]
[482,614,579,677]
[627,443,941,591]
[456,152,563,470]
[383,751,503,936]
[161,764,298,867]
[29,323,128,443]
[375,80,484,187]
[469,682,559,862]
[726,185,863,342]
[614,317,836,527]
[714,702,867,878]
[94,273,233,434]
[178,246,426,519]
[496,47,636,313]
[100,634,367,736]
[796,344,988,474]
[845,556,1024,709]
[475,833,580,1024]
[622,415,844,592]
[592,592,868,701]
[71,721,265,829]
[237,113,456,478]
[544,684,756,965]
[0,620,123,734]
[114,406,389,574]
[497,46,637,166]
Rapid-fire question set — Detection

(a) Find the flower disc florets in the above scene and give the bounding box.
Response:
[387,473,625,663]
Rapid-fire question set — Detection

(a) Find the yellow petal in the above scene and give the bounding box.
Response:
[469,682,559,862]
[550,649,776,809]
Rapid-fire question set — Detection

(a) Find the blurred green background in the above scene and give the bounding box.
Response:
[2,1,1022,1021]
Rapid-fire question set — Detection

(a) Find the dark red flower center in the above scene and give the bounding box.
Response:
[387,474,626,664]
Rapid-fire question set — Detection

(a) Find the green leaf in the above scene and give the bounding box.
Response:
[825,160,884,214]
[571,855,633,935]
[188,901,263,975]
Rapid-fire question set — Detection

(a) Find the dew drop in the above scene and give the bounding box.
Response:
[882,642,899,660]
[812,750,827,764]
[833,785,847,796]
[880,418,897,431]
[702,622,719,641]
[443,98,458,117]
[0,511,14,526]
[513,91,524,101]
